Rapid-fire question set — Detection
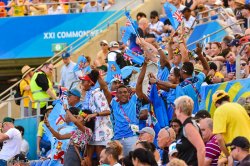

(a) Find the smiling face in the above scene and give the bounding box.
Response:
[210,43,221,57]
[116,87,129,104]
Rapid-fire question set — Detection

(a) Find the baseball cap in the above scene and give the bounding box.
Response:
[3,117,15,123]
[168,142,178,156]
[67,88,81,98]
[226,136,250,150]
[61,52,70,59]
[137,127,155,138]
[46,105,53,110]
[109,41,119,48]
[212,90,229,103]
[228,39,240,47]
[239,35,250,45]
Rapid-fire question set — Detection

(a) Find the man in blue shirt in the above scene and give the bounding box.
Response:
[60,52,77,90]
[176,45,209,114]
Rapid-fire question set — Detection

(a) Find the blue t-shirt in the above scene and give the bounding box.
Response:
[139,103,150,130]
[110,94,139,140]
[157,61,170,81]
[176,72,206,114]
[226,61,236,73]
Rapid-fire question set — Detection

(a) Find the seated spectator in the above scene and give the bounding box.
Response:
[106,140,123,159]
[240,59,249,78]
[226,136,250,166]
[137,127,155,143]
[47,0,65,15]
[82,0,103,13]
[182,7,195,29]
[149,10,164,39]
[7,0,29,16]
[94,40,109,68]
[29,0,47,15]
[67,0,82,13]
[167,158,187,166]
[199,118,221,166]
[99,147,122,166]
[131,148,158,166]
[136,12,146,22]
[15,126,29,156]
[206,62,224,84]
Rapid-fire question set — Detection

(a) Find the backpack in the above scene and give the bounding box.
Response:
[14,79,28,105]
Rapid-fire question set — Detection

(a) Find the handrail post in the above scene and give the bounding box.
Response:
[20,99,24,118]
[8,101,11,117]
[28,100,32,116]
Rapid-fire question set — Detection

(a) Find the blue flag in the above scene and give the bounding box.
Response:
[106,61,122,83]
[125,11,139,36]
[163,2,183,30]
[149,84,169,128]
[124,49,145,65]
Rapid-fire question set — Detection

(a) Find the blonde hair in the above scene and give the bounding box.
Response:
[174,96,194,116]
[107,140,123,157]
[167,158,187,166]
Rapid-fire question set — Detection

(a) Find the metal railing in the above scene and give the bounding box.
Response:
[0,0,143,109]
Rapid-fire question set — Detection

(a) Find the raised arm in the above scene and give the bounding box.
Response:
[196,43,209,76]
[154,41,171,69]
[136,59,149,102]
[97,76,112,104]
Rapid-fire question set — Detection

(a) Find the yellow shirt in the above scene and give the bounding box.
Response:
[29,4,47,16]
[213,102,250,144]
[19,79,34,108]
[37,121,44,137]
[214,71,224,78]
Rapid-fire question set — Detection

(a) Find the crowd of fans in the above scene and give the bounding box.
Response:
[0,0,115,17]
[0,0,250,166]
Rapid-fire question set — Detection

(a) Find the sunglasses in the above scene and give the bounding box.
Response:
[100,43,107,46]
[241,63,247,66]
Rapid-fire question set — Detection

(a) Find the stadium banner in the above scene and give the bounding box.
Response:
[0,11,122,59]
[200,78,250,117]
[187,21,229,51]
[15,117,38,160]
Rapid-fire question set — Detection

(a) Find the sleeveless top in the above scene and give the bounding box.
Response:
[185,0,193,8]
[176,117,200,166]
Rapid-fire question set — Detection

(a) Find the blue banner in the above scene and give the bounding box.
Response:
[0,11,122,59]
[200,78,250,117]
[15,117,38,160]
[187,21,228,51]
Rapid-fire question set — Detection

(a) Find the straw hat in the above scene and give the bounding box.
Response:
[235,0,245,5]
[21,65,34,78]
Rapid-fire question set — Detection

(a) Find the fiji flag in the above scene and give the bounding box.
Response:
[124,49,144,65]
[164,2,183,30]
[149,84,169,128]
[106,60,122,83]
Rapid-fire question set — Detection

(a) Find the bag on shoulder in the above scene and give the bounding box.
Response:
[14,80,29,105]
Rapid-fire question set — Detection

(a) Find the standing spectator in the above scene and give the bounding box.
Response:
[94,40,109,68]
[212,90,250,158]
[36,105,53,157]
[138,127,155,143]
[227,136,250,166]
[30,62,57,115]
[47,0,65,15]
[174,96,205,166]
[0,117,22,166]
[20,65,35,116]
[15,126,29,156]
[199,118,221,166]
[99,147,122,166]
[79,70,113,166]
[60,52,77,90]
[82,0,103,13]
[170,118,182,138]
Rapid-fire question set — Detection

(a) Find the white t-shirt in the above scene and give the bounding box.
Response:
[0,128,22,161]
[149,21,164,37]
[184,16,195,29]
[21,139,29,155]
[48,6,64,15]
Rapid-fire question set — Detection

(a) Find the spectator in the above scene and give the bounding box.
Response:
[106,140,123,159]
[7,0,29,16]
[79,70,113,166]
[8,153,29,166]
[19,65,35,116]
[224,51,237,81]
[241,4,250,29]
[82,0,103,13]
[240,59,249,78]
[194,110,211,123]
[226,136,250,166]
[45,108,95,166]
[15,126,29,156]
[137,127,155,143]
[184,0,197,10]
[47,0,64,15]
[157,127,176,164]
[206,62,224,84]
[136,12,146,22]
[204,42,212,57]
[74,55,91,79]
[170,118,182,138]
[66,88,82,108]
[60,52,77,90]
[99,147,122,166]
[94,40,109,68]
[149,10,164,39]
[0,117,22,166]
[212,90,250,158]
[228,39,241,54]
[167,158,187,166]
[0,1,7,17]
[67,0,82,13]
[131,148,158,166]
[171,0,186,11]
[29,0,47,15]
[174,96,205,166]
[182,7,195,29]
[199,118,221,166]
[36,105,53,157]
[30,62,57,115]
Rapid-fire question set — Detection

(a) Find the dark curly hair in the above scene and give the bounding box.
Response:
[88,69,99,86]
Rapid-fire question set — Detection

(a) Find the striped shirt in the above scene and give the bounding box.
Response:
[205,135,221,165]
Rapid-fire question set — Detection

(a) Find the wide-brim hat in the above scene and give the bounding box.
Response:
[21,65,34,78]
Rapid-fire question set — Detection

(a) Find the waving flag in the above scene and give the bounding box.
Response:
[106,60,122,83]
[149,84,169,128]
[125,11,139,36]
[125,49,145,65]
[164,2,183,30]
